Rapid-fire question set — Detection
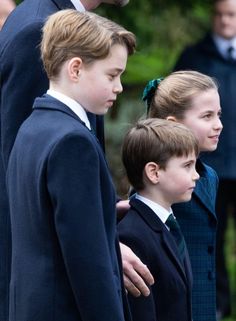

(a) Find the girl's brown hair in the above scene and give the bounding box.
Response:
[148,70,218,120]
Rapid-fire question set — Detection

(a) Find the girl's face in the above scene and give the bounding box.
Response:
[181,89,223,152]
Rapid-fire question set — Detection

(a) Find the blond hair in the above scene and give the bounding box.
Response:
[148,70,218,120]
[41,9,136,79]
[122,118,199,191]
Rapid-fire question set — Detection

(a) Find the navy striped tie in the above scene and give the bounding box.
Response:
[166,213,186,262]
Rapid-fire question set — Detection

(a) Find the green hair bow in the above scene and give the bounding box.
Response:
[142,77,163,113]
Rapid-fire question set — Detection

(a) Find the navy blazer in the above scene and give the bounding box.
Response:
[6,95,129,321]
[172,160,218,321]
[0,1,104,318]
[118,198,193,321]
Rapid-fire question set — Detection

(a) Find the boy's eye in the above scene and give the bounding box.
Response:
[183,162,191,169]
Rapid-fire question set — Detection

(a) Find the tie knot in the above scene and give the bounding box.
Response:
[166,213,180,231]
[227,46,235,61]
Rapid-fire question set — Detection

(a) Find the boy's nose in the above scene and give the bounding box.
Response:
[193,169,200,181]
[114,79,123,94]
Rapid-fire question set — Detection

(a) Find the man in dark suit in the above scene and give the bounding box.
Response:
[6,9,136,321]
[174,0,236,318]
[118,118,199,321]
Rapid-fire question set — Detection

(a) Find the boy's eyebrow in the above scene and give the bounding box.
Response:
[183,159,196,164]
[107,67,125,73]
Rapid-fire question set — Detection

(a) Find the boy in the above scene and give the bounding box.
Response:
[118,118,199,321]
[6,10,135,321]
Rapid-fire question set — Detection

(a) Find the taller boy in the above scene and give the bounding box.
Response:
[0,1,130,320]
[6,10,135,321]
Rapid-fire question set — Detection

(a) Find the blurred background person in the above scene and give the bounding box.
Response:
[174,0,236,319]
[0,0,15,30]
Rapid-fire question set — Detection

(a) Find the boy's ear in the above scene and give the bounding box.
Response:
[144,162,160,184]
[166,115,177,122]
[68,57,83,82]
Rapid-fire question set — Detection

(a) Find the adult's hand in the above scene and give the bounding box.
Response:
[116,199,130,221]
[120,243,154,297]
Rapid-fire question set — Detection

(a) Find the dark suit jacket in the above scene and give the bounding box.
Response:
[174,33,236,180]
[0,1,104,318]
[172,160,218,321]
[6,95,129,321]
[118,198,193,321]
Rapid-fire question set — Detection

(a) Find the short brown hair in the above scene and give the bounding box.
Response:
[122,118,199,191]
[148,70,218,120]
[41,9,136,79]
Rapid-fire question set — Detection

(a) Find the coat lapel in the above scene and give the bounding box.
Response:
[194,160,217,220]
[161,232,189,285]
[130,198,189,285]
[33,94,87,128]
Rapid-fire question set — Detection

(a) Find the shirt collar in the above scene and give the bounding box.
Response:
[135,194,172,225]
[213,33,236,59]
[70,0,85,12]
[47,89,91,129]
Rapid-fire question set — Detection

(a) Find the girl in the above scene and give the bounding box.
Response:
[144,70,223,321]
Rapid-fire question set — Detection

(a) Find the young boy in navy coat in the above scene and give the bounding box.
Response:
[118,118,199,321]
[6,10,135,321]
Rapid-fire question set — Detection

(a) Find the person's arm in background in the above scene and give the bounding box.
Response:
[0,0,15,30]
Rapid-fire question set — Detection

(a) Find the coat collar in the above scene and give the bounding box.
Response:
[33,94,87,127]
[129,198,190,284]
[51,0,75,10]
[129,197,163,232]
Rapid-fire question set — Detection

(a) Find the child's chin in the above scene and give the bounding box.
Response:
[201,145,217,152]
[175,195,192,204]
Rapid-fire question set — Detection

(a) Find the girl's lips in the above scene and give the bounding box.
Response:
[209,135,220,140]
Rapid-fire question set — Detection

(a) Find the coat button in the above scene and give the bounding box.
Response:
[208,271,215,280]
[208,245,214,254]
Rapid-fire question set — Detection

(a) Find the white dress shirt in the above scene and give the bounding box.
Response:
[47,89,91,130]
[213,33,236,60]
[135,194,172,228]
[70,0,85,12]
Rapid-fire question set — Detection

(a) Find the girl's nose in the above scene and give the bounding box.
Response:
[214,117,223,131]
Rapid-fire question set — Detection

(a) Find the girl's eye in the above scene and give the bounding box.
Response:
[203,114,211,119]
